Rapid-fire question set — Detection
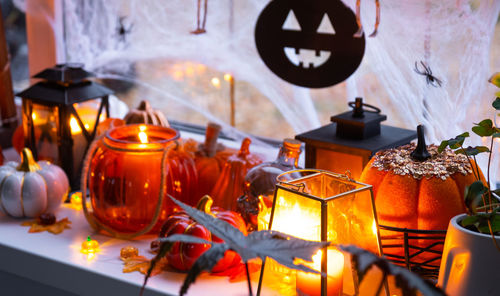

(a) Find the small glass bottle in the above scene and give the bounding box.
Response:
[237,138,302,231]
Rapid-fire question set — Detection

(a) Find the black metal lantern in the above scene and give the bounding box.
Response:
[295,98,417,179]
[17,63,113,189]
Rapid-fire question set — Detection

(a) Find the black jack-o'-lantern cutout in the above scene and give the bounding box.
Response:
[255,0,365,88]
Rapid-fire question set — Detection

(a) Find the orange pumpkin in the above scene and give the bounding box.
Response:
[360,143,481,232]
[124,100,169,127]
[211,138,262,211]
[192,123,226,197]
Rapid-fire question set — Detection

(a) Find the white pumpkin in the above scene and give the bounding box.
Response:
[0,148,69,218]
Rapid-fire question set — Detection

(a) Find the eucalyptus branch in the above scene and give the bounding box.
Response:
[487,137,494,211]
[472,154,488,213]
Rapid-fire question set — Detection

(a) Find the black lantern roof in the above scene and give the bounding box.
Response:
[17,63,113,106]
[296,98,417,153]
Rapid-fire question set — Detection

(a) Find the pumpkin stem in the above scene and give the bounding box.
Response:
[196,195,215,216]
[17,148,41,172]
[137,100,152,111]
[238,138,251,157]
[410,125,431,161]
[203,122,221,157]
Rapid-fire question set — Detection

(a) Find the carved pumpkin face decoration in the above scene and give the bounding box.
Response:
[255,0,365,88]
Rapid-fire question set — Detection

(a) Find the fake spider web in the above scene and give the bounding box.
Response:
[14,0,500,182]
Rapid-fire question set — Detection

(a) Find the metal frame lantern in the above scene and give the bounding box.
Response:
[295,98,416,180]
[257,169,385,296]
[17,63,113,189]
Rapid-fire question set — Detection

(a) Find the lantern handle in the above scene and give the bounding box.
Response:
[348,98,381,116]
[80,137,177,239]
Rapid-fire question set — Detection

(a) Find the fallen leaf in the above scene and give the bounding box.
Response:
[21,218,72,234]
[121,255,167,276]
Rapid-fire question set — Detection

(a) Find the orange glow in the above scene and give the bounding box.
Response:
[70,117,80,134]
[32,112,37,120]
[296,249,344,296]
[138,131,148,146]
[211,77,221,88]
[80,236,100,255]
[224,73,233,81]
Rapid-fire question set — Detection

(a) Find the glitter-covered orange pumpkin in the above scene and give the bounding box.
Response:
[360,142,481,232]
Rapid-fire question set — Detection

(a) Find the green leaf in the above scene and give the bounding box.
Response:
[493,97,500,110]
[462,212,500,234]
[438,140,448,153]
[454,146,490,156]
[476,215,500,234]
[472,119,495,137]
[339,245,446,296]
[442,132,469,150]
[489,72,500,88]
[464,181,487,214]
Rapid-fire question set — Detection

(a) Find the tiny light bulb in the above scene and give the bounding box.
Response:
[32,113,37,120]
[211,77,221,88]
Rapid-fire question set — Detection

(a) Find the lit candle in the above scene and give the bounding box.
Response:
[88,124,181,234]
[296,249,344,296]
[69,104,104,177]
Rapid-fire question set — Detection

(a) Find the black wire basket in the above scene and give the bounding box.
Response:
[378,224,447,279]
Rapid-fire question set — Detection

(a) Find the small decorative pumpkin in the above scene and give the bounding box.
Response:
[0,148,69,218]
[360,126,482,232]
[192,122,233,197]
[81,236,100,254]
[124,100,169,127]
[158,195,247,272]
[211,138,263,211]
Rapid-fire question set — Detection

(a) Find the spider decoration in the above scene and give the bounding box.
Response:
[414,61,442,87]
[116,16,133,44]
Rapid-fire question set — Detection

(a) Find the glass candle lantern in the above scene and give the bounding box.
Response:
[257,169,384,296]
[17,64,112,189]
[81,124,197,238]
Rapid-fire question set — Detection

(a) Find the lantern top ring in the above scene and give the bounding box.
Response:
[276,169,356,184]
[275,169,373,202]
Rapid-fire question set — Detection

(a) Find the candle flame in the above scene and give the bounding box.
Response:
[138,131,148,144]
[224,73,233,81]
[70,117,81,134]
[32,112,37,120]
[372,220,378,236]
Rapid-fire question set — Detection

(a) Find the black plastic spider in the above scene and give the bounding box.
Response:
[116,16,133,43]
[414,61,442,87]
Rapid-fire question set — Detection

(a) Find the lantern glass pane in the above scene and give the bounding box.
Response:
[271,186,322,241]
[327,188,380,254]
[71,100,105,177]
[24,102,59,162]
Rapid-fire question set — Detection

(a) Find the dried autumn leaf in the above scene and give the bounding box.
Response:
[121,255,167,276]
[21,217,71,234]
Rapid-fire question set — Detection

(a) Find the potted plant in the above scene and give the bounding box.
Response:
[437,73,500,296]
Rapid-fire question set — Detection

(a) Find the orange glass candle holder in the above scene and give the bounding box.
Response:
[81,124,196,238]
